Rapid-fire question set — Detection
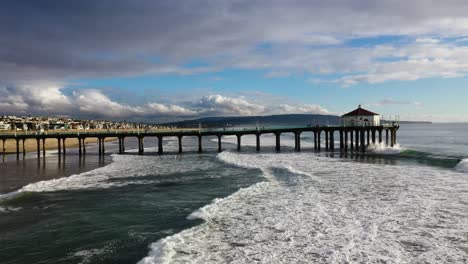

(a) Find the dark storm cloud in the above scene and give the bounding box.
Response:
[3,0,468,83]
[1,0,468,118]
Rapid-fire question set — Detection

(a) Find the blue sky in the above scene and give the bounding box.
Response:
[1,0,468,122]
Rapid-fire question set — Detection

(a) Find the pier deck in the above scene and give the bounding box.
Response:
[0,125,399,159]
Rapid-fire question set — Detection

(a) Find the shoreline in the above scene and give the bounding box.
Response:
[0,128,198,154]
[1,137,117,154]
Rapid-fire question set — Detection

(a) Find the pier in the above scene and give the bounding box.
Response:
[0,125,399,160]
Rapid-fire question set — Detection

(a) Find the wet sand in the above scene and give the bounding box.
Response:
[1,137,116,154]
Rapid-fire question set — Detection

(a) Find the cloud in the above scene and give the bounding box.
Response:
[195,95,265,116]
[374,99,423,106]
[270,104,331,115]
[74,90,197,118]
[0,82,73,115]
[3,0,468,86]
[0,84,330,120]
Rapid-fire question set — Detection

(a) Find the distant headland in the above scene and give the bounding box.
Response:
[161,114,432,128]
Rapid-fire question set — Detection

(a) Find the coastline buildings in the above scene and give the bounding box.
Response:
[0,116,167,131]
[342,105,381,126]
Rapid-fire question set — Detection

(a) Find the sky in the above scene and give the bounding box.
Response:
[1,0,468,123]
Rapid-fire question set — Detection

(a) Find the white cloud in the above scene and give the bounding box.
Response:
[74,90,197,118]
[74,90,138,117]
[415,38,440,44]
[0,85,330,120]
[271,104,330,115]
[196,94,265,116]
[0,82,73,114]
[144,103,197,116]
[372,99,423,107]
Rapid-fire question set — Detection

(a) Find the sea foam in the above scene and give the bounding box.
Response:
[140,150,468,263]
[366,142,404,154]
[456,159,468,173]
[0,145,218,200]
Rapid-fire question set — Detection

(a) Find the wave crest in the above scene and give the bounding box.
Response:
[367,143,403,154]
[455,159,468,173]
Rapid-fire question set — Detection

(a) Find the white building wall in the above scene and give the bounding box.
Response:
[0,122,12,130]
[342,115,380,126]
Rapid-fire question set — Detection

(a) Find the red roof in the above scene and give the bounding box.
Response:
[342,105,379,117]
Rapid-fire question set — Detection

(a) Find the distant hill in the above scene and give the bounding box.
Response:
[382,120,432,124]
[160,114,341,128]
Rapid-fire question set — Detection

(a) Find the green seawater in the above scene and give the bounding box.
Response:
[0,154,261,263]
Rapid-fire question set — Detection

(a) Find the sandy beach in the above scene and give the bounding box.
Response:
[0,128,197,154]
[1,137,117,154]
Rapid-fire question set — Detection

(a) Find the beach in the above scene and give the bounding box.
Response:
[0,128,197,154]
[1,136,117,154]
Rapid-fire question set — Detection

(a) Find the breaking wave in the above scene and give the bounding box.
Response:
[367,143,404,154]
[456,159,468,173]
[139,150,468,263]
[0,151,219,202]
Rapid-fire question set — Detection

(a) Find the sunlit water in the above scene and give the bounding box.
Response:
[1,124,467,263]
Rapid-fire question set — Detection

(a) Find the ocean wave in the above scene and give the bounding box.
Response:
[367,143,404,154]
[0,205,22,213]
[0,152,219,201]
[139,151,468,263]
[455,159,468,173]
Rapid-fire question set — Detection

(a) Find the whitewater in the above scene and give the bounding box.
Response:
[138,136,468,264]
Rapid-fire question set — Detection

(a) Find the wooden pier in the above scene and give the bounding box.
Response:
[0,125,399,159]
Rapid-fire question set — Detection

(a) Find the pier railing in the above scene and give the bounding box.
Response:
[0,124,400,160]
[0,124,398,136]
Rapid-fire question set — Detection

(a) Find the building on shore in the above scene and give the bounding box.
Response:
[0,121,12,130]
[342,105,380,126]
[0,115,172,131]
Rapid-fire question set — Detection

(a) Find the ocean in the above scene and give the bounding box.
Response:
[0,123,467,263]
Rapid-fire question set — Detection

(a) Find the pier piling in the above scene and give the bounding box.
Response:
[2,139,5,162]
[217,135,222,153]
[386,130,389,146]
[344,131,348,150]
[0,125,399,158]
[62,138,66,154]
[36,138,41,158]
[314,132,318,150]
[256,134,260,151]
[78,138,82,155]
[137,137,143,154]
[22,139,26,158]
[58,138,62,155]
[198,135,202,153]
[158,136,163,154]
[360,129,366,152]
[16,139,19,160]
[367,129,370,146]
[42,138,46,157]
[317,131,321,151]
[178,136,183,153]
[354,130,357,149]
[275,133,281,152]
[296,132,301,151]
[325,131,329,150]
